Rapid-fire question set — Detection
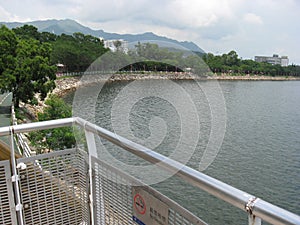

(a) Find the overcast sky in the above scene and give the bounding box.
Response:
[1,0,299,64]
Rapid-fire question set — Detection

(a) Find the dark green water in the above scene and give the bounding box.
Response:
[67,80,300,224]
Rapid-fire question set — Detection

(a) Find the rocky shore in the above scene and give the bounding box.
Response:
[20,73,299,119]
[53,77,81,97]
[208,74,300,81]
[20,77,80,119]
[53,73,300,97]
[52,73,202,96]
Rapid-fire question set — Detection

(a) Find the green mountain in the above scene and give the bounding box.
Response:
[0,19,204,53]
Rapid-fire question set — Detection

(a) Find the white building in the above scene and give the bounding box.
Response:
[103,39,129,54]
[254,54,289,67]
[280,56,289,67]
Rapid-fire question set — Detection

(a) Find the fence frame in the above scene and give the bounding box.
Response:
[0,160,18,225]
[0,117,300,225]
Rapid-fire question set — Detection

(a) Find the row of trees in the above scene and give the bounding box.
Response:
[86,42,209,74]
[202,51,300,76]
[51,32,108,72]
[1,24,300,109]
[12,25,108,72]
[129,42,207,73]
[83,42,300,77]
[0,25,108,107]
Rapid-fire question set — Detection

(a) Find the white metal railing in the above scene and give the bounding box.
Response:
[11,105,33,157]
[0,117,299,225]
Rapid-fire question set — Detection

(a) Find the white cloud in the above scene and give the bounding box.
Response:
[0,6,11,21]
[74,0,241,30]
[160,0,236,29]
[0,5,27,22]
[0,0,299,64]
[243,13,263,25]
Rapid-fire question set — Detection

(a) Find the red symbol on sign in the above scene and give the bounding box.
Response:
[134,194,146,215]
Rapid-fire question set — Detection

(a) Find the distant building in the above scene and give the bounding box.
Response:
[103,39,129,54]
[254,54,289,67]
[280,56,289,67]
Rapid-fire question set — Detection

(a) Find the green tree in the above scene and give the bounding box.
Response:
[0,26,17,93]
[51,32,107,72]
[203,53,224,73]
[13,38,56,107]
[0,25,56,107]
[202,51,300,76]
[223,50,240,67]
[39,31,57,43]
[29,95,76,152]
[12,25,40,40]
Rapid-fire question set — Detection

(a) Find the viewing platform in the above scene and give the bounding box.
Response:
[0,117,299,225]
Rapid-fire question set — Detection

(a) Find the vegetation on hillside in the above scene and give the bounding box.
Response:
[1,24,299,108]
[0,24,108,108]
[202,51,300,76]
[1,24,300,152]
[29,95,75,152]
[90,42,209,74]
[1,24,300,105]
[0,25,56,107]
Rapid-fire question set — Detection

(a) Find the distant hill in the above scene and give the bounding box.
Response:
[0,19,204,53]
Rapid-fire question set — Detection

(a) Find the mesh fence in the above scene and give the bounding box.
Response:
[0,160,17,225]
[0,147,206,225]
[17,149,89,225]
[92,156,207,225]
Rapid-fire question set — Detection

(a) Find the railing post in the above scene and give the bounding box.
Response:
[84,124,105,225]
[9,126,24,225]
[248,214,262,225]
[246,197,261,225]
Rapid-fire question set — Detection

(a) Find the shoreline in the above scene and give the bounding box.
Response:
[53,73,300,97]
[208,74,300,81]
[20,73,300,120]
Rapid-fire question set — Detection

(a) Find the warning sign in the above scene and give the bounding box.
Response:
[134,194,146,215]
[132,187,169,225]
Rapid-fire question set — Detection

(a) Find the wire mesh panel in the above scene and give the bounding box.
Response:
[91,156,207,225]
[17,149,90,225]
[92,157,134,225]
[0,160,18,225]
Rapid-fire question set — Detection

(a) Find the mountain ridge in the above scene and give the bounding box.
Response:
[0,19,204,53]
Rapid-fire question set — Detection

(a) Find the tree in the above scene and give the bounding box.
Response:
[51,36,80,72]
[29,95,76,152]
[113,40,122,52]
[13,38,56,107]
[0,26,17,93]
[39,31,57,43]
[12,25,40,40]
[0,25,56,107]
[51,32,107,72]
[202,51,300,76]
[223,50,240,67]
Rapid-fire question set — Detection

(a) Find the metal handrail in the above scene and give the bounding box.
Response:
[0,117,299,225]
[11,106,33,157]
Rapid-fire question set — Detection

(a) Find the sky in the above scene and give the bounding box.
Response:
[1,0,300,64]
